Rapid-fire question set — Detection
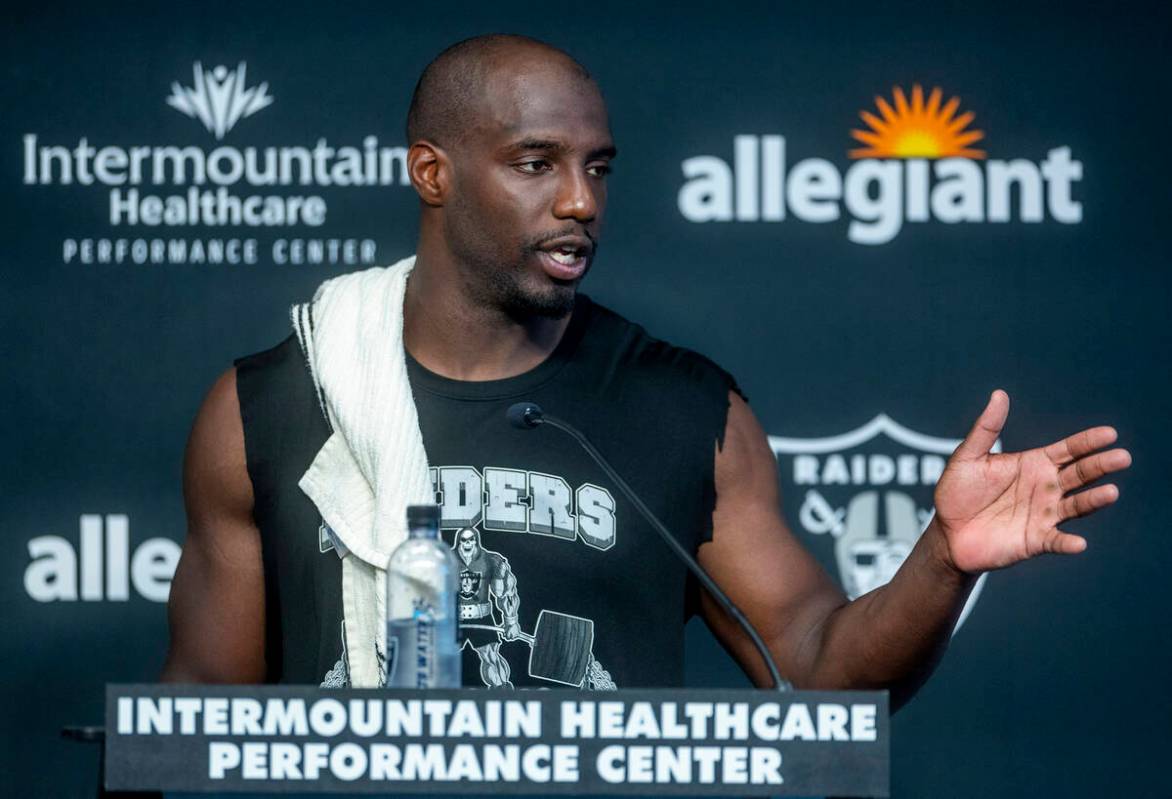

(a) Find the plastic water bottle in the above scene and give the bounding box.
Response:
[384,505,461,688]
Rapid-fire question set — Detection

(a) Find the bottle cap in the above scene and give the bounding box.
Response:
[406,504,440,527]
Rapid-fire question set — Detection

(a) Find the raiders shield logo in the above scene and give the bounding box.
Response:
[459,569,482,601]
[770,414,996,632]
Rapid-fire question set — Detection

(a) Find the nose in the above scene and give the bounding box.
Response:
[552,168,598,223]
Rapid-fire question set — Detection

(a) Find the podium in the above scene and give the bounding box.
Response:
[102,685,889,796]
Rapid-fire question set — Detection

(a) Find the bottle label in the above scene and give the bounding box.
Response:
[411,599,436,688]
[386,597,438,688]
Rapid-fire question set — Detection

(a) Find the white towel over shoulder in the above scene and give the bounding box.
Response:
[291,255,432,688]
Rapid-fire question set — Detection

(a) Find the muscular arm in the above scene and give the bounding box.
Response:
[697,392,974,708]
[159,367,267,683]
[491,558,521,637]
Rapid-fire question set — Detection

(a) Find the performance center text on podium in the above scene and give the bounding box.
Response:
[117,695,879,786]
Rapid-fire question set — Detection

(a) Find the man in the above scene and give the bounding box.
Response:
[161,35,1130,705]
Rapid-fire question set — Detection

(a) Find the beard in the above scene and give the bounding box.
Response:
[485,261,579,320]
[442,192,597,320]
[453,233,593,321]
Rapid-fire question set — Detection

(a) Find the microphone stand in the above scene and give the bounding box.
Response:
[508,402,792,692]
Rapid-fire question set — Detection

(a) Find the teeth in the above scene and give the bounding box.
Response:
[549,250,578,265]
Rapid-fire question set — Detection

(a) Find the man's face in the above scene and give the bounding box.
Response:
[442,58,615,319]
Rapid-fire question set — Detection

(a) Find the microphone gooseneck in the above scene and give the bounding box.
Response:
[505,402,791,692]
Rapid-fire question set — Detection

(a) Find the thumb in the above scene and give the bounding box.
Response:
[953,390,1009,461]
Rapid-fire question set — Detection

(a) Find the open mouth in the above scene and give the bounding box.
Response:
[536,237,592,279]
[548,245,585,266]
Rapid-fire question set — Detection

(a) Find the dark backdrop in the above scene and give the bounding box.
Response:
[3,1,1169,796]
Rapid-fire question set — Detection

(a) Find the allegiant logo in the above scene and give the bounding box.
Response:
[677,85,1083,245]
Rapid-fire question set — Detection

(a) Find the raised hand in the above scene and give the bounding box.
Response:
[931,390,1131,574]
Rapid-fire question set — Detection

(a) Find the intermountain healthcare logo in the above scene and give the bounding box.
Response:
[20,60,411,266]
[769,414,996,631]
[678,85,1083,244]
[166,61,274,140]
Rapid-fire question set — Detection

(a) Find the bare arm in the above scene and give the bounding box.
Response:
[160,367,266,683]
[698,391,1127,708]
[697,393,967,705]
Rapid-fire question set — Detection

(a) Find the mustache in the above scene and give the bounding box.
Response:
[523,227,598,253]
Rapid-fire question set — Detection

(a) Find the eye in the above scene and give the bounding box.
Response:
[586,162,611,178]
[516,159,552,174]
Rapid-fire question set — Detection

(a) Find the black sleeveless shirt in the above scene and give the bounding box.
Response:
[234,294,742,689]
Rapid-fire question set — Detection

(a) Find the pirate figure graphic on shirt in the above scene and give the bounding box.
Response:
[452,527,522,687]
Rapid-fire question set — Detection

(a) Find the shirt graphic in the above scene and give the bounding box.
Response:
[320,464,618,690]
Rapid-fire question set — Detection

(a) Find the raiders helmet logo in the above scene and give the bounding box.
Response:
[770,414,996,633]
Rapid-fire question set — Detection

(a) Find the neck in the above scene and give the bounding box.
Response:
[403,249,573,382]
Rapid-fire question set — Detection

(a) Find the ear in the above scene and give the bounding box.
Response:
[407,141,449,206]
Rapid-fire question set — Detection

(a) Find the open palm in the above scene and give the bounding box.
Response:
[933,391,1131,574]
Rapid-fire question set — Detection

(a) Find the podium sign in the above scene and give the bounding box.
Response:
[105,685,889,796]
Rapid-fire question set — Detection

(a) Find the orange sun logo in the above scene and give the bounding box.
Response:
[850,85,985,159]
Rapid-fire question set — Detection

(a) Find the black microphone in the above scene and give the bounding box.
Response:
[506,401,544,429]
[505,401,791,692]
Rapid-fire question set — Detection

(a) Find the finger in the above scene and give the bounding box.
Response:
[1046,529,1088,555]
[953,390,1009,462]
[1059,483,1120,521]
[1043,426,1118,467]
[1058,448,1133,492]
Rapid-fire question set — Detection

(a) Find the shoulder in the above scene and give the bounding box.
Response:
[185,366,251,520]
[579,295,746,404]
[234,333,304,377]
[716,391,778,492]
[233,333,321,419]
[230,333,330,488]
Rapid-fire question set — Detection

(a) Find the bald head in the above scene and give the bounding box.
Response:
[406,34,596,146]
